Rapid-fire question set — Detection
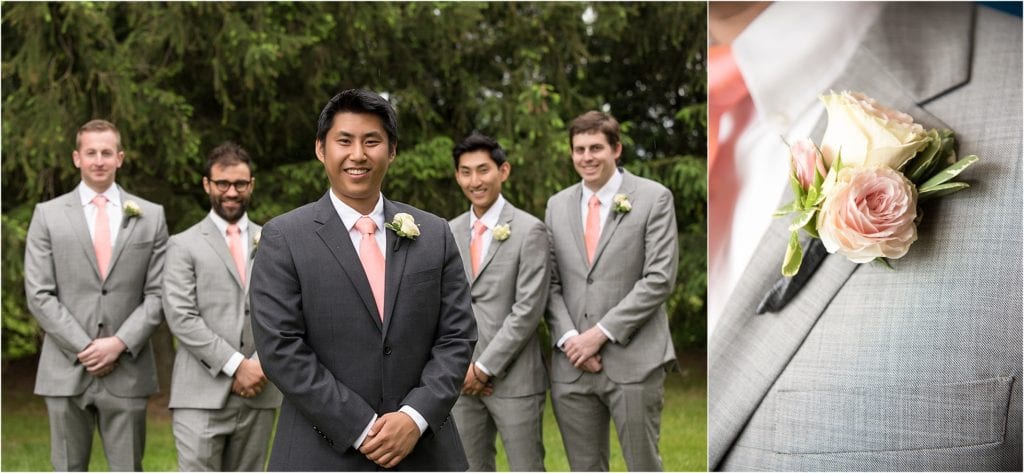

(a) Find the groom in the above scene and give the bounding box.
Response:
[250,89,476,470]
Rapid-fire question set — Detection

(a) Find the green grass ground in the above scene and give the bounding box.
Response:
[2,354,706,471]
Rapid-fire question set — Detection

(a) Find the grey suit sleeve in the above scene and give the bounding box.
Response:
[599,188,678,343]
[114,205,168,357]
[544,204,578,346]
[250,221,376,449]
[401,224,476,429]
[24,205,93,358]
[162,236,239,377]
[478,220,550,377]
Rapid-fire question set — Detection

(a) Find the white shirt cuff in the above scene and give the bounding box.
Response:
[399,405,428,435]
[475,361,493,377]
[221,352,245,377]
[556,330,580,351]
[354,414,378,449]
[596,323,616,343]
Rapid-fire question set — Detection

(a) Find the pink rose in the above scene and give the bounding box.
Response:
[817,166,918,263]
[790,138,827,189]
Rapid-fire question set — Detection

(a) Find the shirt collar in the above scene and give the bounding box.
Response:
[208,210,249,236]
[78,182,122,208]
[329,190,385,233]
[582,168,624,205]
[732,2,881,135]
[469,194,506,230]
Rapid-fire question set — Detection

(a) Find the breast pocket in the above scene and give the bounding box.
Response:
[772,377,1014,454]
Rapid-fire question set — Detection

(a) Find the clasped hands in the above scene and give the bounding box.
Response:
[359,411,420,469]
[461,364,494,396]
[232,358,269,398]
[77,336,126,377]
[563,327,608,373]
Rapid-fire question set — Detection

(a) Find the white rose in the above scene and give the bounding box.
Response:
[393,213,420,238]
[819,91,928,171]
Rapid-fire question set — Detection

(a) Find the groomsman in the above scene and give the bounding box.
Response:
[449,132,549,471]
[545,111,679,471]
[24,119,168,471]
[162,142,281,471]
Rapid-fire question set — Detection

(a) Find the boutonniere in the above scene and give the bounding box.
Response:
[384,212,420,240]
[774,91,978,276]
[492,224,511,241]
[122,200,142,229]
[250,230,261,259]
[612,193,632,214]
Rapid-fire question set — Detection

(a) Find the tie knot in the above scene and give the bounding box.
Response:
[226,223,240,236]
[708,44,749,109]
[355,216,377,236]
[472,220,488,237]
[588,195,601,208]
[92,194,108,206]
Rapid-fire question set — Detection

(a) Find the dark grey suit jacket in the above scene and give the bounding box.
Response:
[250,193,476,471]
[709,4,1022,470]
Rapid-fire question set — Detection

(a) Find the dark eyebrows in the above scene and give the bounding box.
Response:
[332,129,385,141]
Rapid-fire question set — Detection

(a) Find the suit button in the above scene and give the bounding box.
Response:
[471,297,476,303]
[384,345,392,356]
[584,313,588,318]
[587,278,593,285]
[101,289,108,295]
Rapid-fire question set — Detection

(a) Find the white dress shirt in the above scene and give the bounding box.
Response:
[208,211,251,378]
[78,182,123,243]
[326,190,428,446]
[707,2,882,336]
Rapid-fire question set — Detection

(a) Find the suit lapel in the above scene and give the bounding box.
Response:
[246,223,261,290]
[382,199,409,334]
[588,170,633,274]
[565,184,589,267]
[451,213,473,281]
[312,194,382,331]
[474,202,515,281]
[106,187,138,277]
[708,5,974,468]
[199,217,244,290]
[62,192,101,280]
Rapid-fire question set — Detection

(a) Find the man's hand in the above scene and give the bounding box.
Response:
[231,358,268,398]
[564,327,608,369]
[77,336,126,376]
[578,354,603,373]
[460,364,494,396]
[359,411,421,468]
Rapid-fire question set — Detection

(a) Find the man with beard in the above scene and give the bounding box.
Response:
[163,142,281,471]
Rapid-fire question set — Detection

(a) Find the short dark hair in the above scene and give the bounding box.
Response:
[77,119,122,151]
[568,111,621,150]
[452,131,507,169]
[204,141,253,177]
[316,89,398,151]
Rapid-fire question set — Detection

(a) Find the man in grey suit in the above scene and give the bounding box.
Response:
[448,132,549,471]
[24,119,168,471]
[163,142,282,471]
[545,111,679,471]
[707,2,1022,471]
[250,89,476,470]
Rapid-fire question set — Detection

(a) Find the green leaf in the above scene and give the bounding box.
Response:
[873,257,895,271]
[803,183,819,208]
[772,200,800,217]
[782,231,803,277]
[789,172,805,202]
[919,154,978,191]
[918,181,970,200]
[788,207,816,232]
[904,129,943,184]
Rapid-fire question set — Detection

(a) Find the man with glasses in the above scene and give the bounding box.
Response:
[24,119,168,470]
[163,141,281,471]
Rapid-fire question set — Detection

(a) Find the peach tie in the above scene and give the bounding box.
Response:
[470,220,488,276]
[92,195,112,280]
[355,216,385,319]
[227,223,246,286]
[585,195,601,265]
[708,44,750,173]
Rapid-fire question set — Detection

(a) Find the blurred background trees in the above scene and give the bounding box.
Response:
[2,2,707,369]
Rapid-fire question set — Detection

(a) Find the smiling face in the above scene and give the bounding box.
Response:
[72,130,124,193]
[316,112,396,215]
[203,162,253,223]
[455,150,510,218]
[571,130,621,191]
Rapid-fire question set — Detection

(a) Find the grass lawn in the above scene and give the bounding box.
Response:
[2,353,705,471]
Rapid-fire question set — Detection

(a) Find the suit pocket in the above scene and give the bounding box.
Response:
[773,377,1014,454]
[404,268,437,286]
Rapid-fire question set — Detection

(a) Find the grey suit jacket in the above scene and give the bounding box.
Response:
[24,186,168,398]
[250,193,476,471]
[450,201,549,397]
[163,216,282,410]
[709,4,1023,471]
[545,170,679,384]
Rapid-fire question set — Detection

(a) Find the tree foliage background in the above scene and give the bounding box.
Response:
[2,2,707,364]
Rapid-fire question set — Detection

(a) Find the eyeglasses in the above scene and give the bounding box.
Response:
[209,179,252,192]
